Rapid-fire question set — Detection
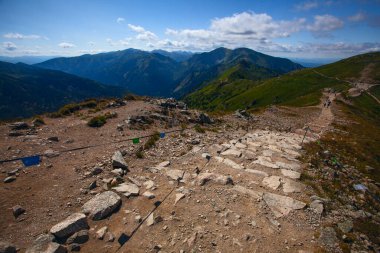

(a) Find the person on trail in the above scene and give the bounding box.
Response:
[327,100,331,107]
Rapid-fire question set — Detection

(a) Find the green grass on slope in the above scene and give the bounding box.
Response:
[370,85,380,100]
[216,69,349,111]
[347,91,380,124]
[185,79,257,111]
[317,52,380,82]
[184,62,279,111]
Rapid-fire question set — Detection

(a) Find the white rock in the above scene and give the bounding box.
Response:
[50,213,88,239]
[166,169,184,181]
[253,157,279,169]
[143,180,155,190]
[275,161,301,171]
[174,193,185,205]
[235,143,247,149]
[221,149,242,158]
[82,191,121,220]
[282,178,303,193]
[201,153,211,160]
[245,169,269,177]
[143,191,155,199]
[280,169,301,179]
[112,151,128,170]
[96,226,108,240]
[263,192,306,218]
[113,183,140,196]
[262,176,281,190]
[223,158,244,170]
[158,161,170,168]
[233,185,263,199]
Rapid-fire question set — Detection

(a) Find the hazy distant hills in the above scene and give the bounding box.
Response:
[151,50,193,62]
[36,47,304,97]
[0,61,126,119]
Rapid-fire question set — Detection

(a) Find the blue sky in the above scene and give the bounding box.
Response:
[0,0,379,59]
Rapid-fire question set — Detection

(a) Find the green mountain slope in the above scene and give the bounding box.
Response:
[183,60,280,110]
[185,52,380,111]
[174,47,303,97]
[0,61,126,120]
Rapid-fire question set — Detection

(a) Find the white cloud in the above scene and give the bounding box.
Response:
[307,14,344,37]
[128,24,145,33]
[58,42,75,48]
[295,1,319,11]
[117,17,125,24]
[3,41,17,51]
[348,12,366,22]
[161,12,305,51]
[106,38,131,47]
[3,32,42,40]
[128,24,158,41]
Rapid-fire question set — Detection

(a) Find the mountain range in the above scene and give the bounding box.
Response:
[35,47,303,97]
[3,47,378,121]
[0,61,126,120]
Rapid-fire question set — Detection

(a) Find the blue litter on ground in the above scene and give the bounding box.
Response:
[160,132,165,138]
[21,155,40,167]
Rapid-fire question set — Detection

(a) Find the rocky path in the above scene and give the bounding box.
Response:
[114,98,336,252]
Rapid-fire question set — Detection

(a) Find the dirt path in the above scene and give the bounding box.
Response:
[313,70,380,105]
[303,92,336,139]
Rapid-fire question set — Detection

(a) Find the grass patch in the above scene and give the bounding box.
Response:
[49,99,110,118]
[144,132,160,150]
[87,115,107,127]
[135,147,144,159]
[194,124,205,133]
[87,112,117,128]
[32,116,45,126]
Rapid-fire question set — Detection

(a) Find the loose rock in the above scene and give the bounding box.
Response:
[50,213,88,239]
[82,191,121,220]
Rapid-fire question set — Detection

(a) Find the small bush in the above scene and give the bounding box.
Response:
[124,93,138,101]
[144,132,160,150]
[59,103,81,116]
[80,99,98,108]
[32,116,45,126]
[104,111,117,119]
[87,115,107,127]
[194,124,205,133]
[135,147,144,159]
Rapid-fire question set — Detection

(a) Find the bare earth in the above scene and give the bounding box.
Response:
[1,98,339,253]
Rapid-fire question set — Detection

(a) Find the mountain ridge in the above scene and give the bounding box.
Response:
[0,61,126,120]
[35,47,304,98]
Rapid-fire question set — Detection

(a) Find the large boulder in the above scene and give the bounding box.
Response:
[50,213,88,239]
[112,151,129,170]
[82,191,121,220]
